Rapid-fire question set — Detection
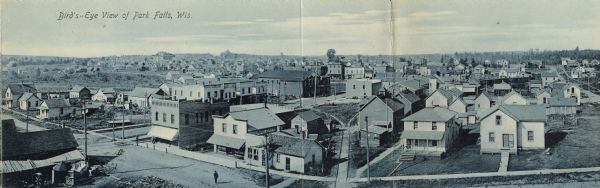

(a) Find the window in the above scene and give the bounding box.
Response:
[571,88,575,93]
[60,108,64,115]
[195,113,199,123]
[285,157,290,170]
[362,85,365,89]
[184,114,189,124]
[432,122,437,130]
[413,121,418,129]
[489,132,495,142]
[163,113,166,122]
[353,85,356,89]
[432,140,437,146]
[171,114,175,123]
[222,123,227,133]
[528,131,534,141]
[543,97,547,104]
[253,149,258,160]
[495,115,501,125]
[207,92,211,98]
[155,112,159,121]
[233,124,238,134]
[276,153,280,163]
[189,91,192,97]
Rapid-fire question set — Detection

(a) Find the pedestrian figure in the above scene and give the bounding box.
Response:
[213,171,219,184]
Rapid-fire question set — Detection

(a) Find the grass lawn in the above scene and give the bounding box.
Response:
[286,179,332,188]
[509,104,600,171]
[356,171,600,188]
[389,145,500,176]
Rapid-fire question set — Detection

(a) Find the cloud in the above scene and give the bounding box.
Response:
[408,11,456,18]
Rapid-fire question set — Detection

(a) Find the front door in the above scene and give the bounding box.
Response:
[285,157,290,170]
[502,134,514,148]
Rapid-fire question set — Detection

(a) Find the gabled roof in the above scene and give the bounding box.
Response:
[294,110,321,122]
[228,108,285,131]
[1,119,78,160]
[128,87,163,98]
[427,88,463,105]
[43,99,71,108]
[549,82,578,97]
[18,92,39,101]
[4,83,36,95]
[476,91,493,101]
[270,133,323,158]
[402,107,457,122]
[479,105,546,122]
[395,92,420,104]
[359,96,404,113]
[70,86,87,92]
[382,98,405,112]
[499,90,525,102]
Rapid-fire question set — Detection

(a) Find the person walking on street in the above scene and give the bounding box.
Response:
[213,171,219,185]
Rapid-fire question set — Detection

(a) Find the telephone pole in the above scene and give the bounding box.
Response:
[365,116,371,183]
[264,134,270,188]
[122,103,126,139]
[83,103,88,161]
[26,108,29,132]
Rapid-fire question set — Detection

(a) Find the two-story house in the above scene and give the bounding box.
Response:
[208,107,285,166]
[400,107,459,157]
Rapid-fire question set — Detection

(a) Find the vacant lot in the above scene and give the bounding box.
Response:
[509,104,600,171]
[315,103,360,125]
[389,145,500,176]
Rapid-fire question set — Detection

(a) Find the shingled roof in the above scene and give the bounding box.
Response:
[1,119,79,160]
[402,107,457,122]
[270,133,324,158]
[228,108,285,131]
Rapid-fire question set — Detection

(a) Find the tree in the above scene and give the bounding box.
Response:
[35,68,41,78]
[326,49,336,62]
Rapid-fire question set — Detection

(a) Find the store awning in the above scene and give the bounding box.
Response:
[401,130,445,140]
[147,126,179,141]
[206,134,245,149]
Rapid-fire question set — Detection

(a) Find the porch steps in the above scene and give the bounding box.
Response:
[399,152,416,161]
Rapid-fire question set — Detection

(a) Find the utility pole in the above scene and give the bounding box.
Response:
[264,134,270,188]
[314,75,317,106]
[26,107,29,132]
[112,111,116,141]
[365,116,371,183]
[83,103,88,161]
[122,103,125,139]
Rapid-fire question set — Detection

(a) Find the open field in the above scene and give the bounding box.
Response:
[509,104,600,171]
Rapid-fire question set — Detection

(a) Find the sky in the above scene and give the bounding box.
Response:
[2,0,600,57]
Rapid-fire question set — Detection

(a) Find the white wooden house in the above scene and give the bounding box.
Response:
[400,107,459,157]
[479,105,546,154]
